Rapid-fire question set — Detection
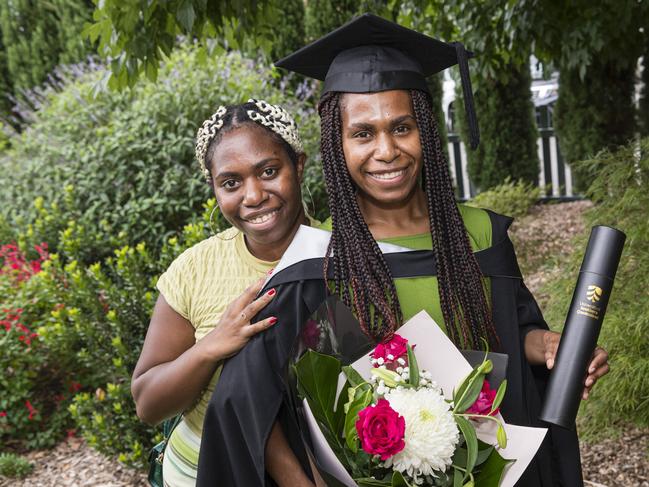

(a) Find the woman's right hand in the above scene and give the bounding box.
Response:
[200,278,278,360]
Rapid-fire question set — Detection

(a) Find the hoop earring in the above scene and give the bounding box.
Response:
[302,183,315,218]
[209,205,219,235]
[210,204,240,241]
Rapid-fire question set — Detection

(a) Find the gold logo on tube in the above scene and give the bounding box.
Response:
[586,285,603,303]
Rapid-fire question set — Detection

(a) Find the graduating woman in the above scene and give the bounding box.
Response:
[196,15,609,487]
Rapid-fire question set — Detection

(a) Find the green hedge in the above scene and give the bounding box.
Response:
[0,45,326,466]
[541,138,649,436]
[554,60,636,190]
[0,44,325,263]
[458,60,539,191]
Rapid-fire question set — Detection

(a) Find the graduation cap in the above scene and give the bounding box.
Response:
[275,13,480,149]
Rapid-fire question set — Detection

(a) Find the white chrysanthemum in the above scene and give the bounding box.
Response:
[383,388,459,483]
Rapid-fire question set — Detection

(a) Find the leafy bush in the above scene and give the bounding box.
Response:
[457,61,539,191]
[0,43,328,466]
[541,138,649,435]
[0,44,325,261]
[0,452,33,479]
[467,178,541,219]
[554,60,636,190]
[0,192,221,464]
[0,242,72,450]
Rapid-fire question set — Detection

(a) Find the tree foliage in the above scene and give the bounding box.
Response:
[0,45,322,262]
[554,59,636,188]
[86,0,283,89]
[269,0,305,62]
[457,61,538,190]
[0,0,94,93]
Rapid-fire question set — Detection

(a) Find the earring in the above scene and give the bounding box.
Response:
[302,183,315,218]
[209,204,219,235]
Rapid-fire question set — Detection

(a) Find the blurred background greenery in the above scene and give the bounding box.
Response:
[0,0,647,476]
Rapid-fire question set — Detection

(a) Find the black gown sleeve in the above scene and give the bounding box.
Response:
[196,279,326,487]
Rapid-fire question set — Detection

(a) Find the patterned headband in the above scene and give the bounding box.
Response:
[195,99,303,181]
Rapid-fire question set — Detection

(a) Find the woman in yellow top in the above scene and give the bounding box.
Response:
[131,100,316,487]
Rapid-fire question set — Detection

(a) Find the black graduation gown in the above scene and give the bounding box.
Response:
[196,211,583,487]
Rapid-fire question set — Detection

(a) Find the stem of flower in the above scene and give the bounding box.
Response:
[455,412,502,425]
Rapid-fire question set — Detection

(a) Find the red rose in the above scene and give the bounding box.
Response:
[372,334,409,368]
[467,379,499,416]
[355,399,406,460]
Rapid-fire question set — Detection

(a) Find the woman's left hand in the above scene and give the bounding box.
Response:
[542,330,610,400]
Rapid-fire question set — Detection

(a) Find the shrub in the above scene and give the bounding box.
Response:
[457,61,539,191]
[541,138,649,436]
[467,178,541,219]
[554,60,636,190]
[0,242,72,451]
[0,453,33,479]
[0,42,327,465]
[0,44,324,261]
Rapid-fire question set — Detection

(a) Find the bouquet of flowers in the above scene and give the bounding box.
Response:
[291,308,547,487]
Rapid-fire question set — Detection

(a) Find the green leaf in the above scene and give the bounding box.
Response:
[355,478,392,487]
[455,416,478,480]
[453,467,464,487]
[344,389,372,452]
[454,370,485,413]
[490,379,507,414]
[497,423,508,449]
[406,344,419,387]
[370,367,401,388]
[335,380,350,433]
[391,470,412,487]
[176,1,196,32]
[294,350,342,434]
[342,365,366,388]
[475,441,494,466]
[473,449,512,486]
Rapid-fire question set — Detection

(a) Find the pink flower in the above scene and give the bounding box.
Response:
[467,380,499,416]
[372,334,409,368]
[0,411,6,417]
[356,399,406,460]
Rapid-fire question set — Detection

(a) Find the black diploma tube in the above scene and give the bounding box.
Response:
[539,225,625,428]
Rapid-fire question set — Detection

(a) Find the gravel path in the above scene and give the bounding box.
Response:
[2,201,647,486]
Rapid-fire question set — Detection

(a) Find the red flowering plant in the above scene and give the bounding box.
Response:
[0,307,47,445]
[0,242,49,286]
[293,331,512,486]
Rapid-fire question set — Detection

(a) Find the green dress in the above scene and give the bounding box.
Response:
[319,204,493,335]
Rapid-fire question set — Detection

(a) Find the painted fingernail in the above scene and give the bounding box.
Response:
[267,288,276,296]
[269,317,278,325]
[267,268,274,275]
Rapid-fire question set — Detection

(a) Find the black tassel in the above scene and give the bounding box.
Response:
[453,42,480,150]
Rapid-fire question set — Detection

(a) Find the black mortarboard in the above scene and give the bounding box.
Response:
[275,13,480,149]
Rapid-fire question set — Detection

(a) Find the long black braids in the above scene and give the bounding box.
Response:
[410,89,499,350]
[318,90,499,350]
[319,92,401,341]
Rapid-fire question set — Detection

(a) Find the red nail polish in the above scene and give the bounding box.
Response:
[269,317,277,324]
[267,268,274,275]
[267,288,276,296]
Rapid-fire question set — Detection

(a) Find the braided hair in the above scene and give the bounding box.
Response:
[195,99,303,183]
[318,90,499,350]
